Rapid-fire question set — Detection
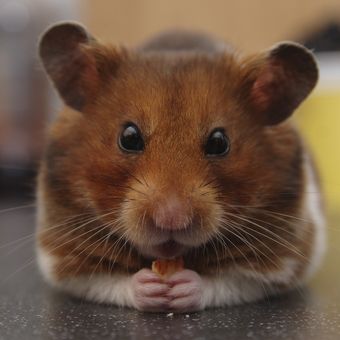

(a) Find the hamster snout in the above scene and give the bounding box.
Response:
[120,177,222,258]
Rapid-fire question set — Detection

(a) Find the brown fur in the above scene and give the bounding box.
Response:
[37,24,319,284]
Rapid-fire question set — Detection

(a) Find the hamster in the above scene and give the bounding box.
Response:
[36,22,326,313]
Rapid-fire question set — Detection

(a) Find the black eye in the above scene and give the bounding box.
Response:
[205,128,230,157]
[119,123,144,153]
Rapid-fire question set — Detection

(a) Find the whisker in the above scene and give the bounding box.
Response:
[1,212,94,256]
[40,211,118,257]
[1,257,37,285]
[0,203,35,216]
[224,212,308,260]
[108,232,127,275]
[214,226,271,298]
[88,226,118,280]
[72,223,115,277]
[230,209,312,243]
[218,221,286,271]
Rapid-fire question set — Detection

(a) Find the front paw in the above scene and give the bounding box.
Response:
[131,269,170,312]
[166,269,204,313]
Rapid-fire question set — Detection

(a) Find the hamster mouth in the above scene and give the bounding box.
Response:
[143,240,186,259]
[132,224,212,259]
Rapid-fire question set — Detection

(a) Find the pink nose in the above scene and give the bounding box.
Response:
[152,195,190,231]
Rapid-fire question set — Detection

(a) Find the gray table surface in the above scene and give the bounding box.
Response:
[1,202,340,340]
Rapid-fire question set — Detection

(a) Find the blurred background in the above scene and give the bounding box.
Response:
[0,0,339,215]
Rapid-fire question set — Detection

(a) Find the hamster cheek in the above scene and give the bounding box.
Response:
[131,269,171,312]
[166,270,204,313]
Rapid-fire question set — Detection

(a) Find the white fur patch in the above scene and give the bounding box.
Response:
[302,155,327,280]
[37,247,135,307]
[37,245,269,308]
[239,258,299,285]
[200,270,268,308]
[57,275,135,307]
[36,247,58,284]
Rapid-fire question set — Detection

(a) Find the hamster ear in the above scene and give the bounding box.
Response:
[39,22,102,111]
[245,42,318,125]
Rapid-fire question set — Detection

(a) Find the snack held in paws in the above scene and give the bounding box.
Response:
[152,258,184,278]
[36,22,326,313]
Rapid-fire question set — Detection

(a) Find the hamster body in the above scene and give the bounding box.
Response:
[36,23,326,312]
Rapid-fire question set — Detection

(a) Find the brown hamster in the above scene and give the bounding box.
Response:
[36,22,326,313]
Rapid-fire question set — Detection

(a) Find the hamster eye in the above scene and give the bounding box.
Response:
[119,123,144,153]
[205,128,230,157]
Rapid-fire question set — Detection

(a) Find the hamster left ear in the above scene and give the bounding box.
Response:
[39,22,123,112]
[244,42,318,125]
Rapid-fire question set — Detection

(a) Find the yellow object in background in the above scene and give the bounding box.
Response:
[296,52,340,213]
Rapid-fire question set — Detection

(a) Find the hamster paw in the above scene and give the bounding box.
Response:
[166,269,204,312]
[131,269,170,312]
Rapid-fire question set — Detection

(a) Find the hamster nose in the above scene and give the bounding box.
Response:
[152,195,191,231]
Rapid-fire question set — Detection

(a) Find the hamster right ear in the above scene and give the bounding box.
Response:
[39,22,121,112]
[241,42,318,125]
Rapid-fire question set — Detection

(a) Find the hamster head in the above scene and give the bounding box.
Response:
[39,23,318,263]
